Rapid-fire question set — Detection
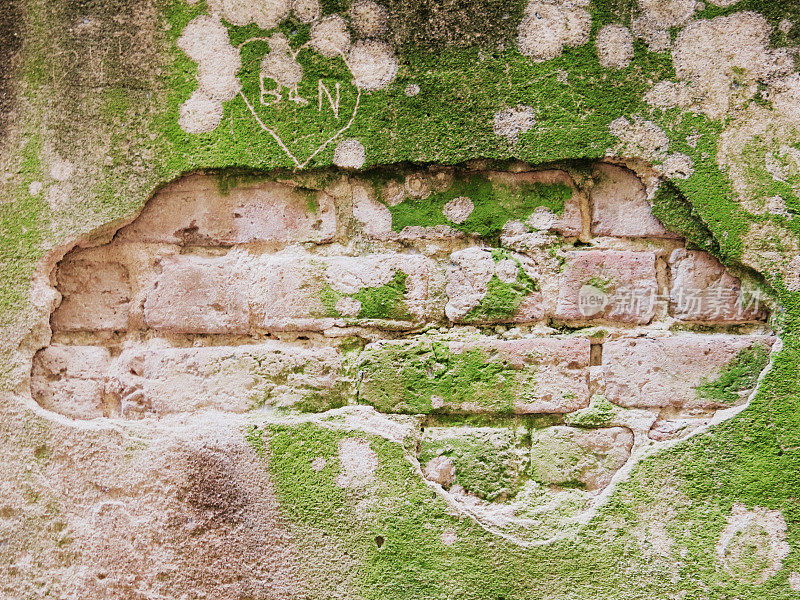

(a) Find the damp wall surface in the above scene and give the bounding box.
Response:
[2,1,800,598]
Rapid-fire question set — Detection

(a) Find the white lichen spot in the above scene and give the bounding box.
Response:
[716,503,790,585]
[441,527,458,546]
[49,158,74,182]
[595,24,634,69]
[28,181,42,196]
[291,0,321,23]
[310,15,352,58]
[349,0,389,38]
[644,80,694,110]
[609,116,670,159]
[493,105,536,144]
[707,0,742,5]
[672,12,794,119]
[206,0,291,30]
[177,15,241,133]
[311,456,327,471]
[785,255,800,292]
[260,33,306,106]
[442,196,474,224]
[404,174,431,200]
[790,572,800,591]
[333,138,366,169]
[179,90,226,134]
[347,40,398,90]
[335,296,362,317]
[779,19,793,35]
[517,0,592,62]
[660,153,695,179]
[632,0,698,51]
[404,83,420,97]
[335,437,378,488]
[526,206,557,231]
[768,73,800,127]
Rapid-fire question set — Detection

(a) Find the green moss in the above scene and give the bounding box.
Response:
[353,271,412,320]
[696,344,772,404]
[419,427,526,500]
[583,275,614,294]
[214,168,274,196]
[358,338,520,414]
[384,173,572,241]
[321,270,413,321]
[651,181,719,253]
[564,395,618,428]
[462,254,539,323]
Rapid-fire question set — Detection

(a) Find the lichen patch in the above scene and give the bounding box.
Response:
[517,1,591,62]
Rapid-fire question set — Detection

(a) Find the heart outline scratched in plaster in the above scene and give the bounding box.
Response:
[177,1,398,168]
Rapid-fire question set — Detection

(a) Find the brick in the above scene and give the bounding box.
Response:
[602,335,774,409]
[445,247,544,324]
[419,426,526,499]
[669,249,768,322]
[246,252,433,331]
[590,163,677,238]
[358,335,590,414]
[110,342,348,415]
[555,250,658,323]
[488,169,583,237]
[31,346,111,419]
[115,174,336,245]
[529,426,633,491]
[143,255,249,334]
[51,259,131,332]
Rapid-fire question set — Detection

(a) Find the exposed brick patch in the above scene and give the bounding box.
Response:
[555,250,658,324]
[669,249,768,323]
[590,163,677,238]
[116,175,337,245]
[34,160,774,502]
[358,336,590,414]
[51,259,131,332]
[602,335,774,409]
[143,255,249,334]
[31,346,112,419]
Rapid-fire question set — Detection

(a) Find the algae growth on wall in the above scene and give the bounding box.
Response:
[2,0,800,598]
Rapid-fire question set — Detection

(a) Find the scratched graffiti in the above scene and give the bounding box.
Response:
[177,0,398,168]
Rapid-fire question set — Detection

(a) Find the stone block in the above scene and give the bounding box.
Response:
[555,250,658,323]
[358,335,590,414]
[602,335,774,409]
[419,426,527,499]
[143,255,249,334]
[110,342,348,415]
[246,252,433,330]
[529,426,633,491]
[590,163,676,238]
[669,249,768,322]
[489,169,583,237]
[31,346,112,419]
[445,247,544,324]
[115,174,336,245]
[51,259,131,332]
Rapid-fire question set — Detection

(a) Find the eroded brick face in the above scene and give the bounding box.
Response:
[36,163,774,500]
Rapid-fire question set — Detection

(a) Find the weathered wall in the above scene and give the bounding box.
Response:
[2,1,800,598]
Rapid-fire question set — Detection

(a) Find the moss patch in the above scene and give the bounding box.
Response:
[383,173,572,241]
[358,338,521,414]
[696,343,772,405]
